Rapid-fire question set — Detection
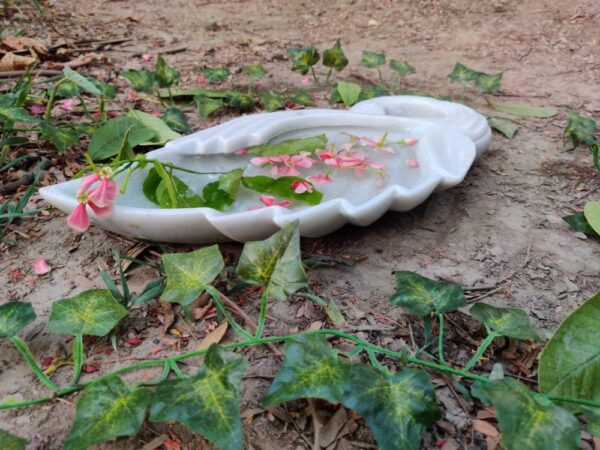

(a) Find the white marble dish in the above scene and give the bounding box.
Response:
[40,96,491,243]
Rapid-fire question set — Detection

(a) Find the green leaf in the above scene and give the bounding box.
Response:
[0,106,39,124]
[0,302,35,338]
[195,95,224,118]
[160,106,191,133]
[88,117,157,160]
[361,50,385,68]
[131,277,164,305]
[563,212,600,237]
[155,172,204,208]
[359,84,391,100]
[218,168,244,198]
[488,100,557,118]
[48,289,128,336]
[155,55,180,88]
[448,62,479,83]
[584,201,600,236]
[202,67,231,84]
[288,89,314,106]
[160,88,230,99]
[39,122,80,153]
[242,175,323,205]
[260,91,285,112]
[564,111,598,147]
[336,81,361,107]
[246,134,327,156]
[149,345,247,450]
[0,429,27,450]
[127,110,181,146]
[322,40,348,71]
[226,92,254,113]
[161,245,224,306]
[63,67,103,97]
[287,46,320,75]
[50,80,80,98]
[236,221,307,301]
[122,69,157,94]
[390,272,465,316]
[488,116,519,139]
[63,377,150,450]
[202,169,243,211]
[243,64,268,81]
[389,59,415,76]
[470,303,539,340]
[539,290,600,410]
[481,378,579,450]
[142,167,162,204]
[475,72,503,93]
[90,79,117,99]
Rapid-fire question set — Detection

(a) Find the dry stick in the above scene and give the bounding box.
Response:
[308,399,322,450]
[0,157,51,195]
[0,69,62,79]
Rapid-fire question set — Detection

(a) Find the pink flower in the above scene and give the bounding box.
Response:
[307,174,332,184]
[301,77,310,85]
[291,180,313,194]
[33,258,51,275]
[88,178,118,208]
[259,195,291,208]
[142,54,153,62]
[61,99,75,112]
[250,156,274,166]
[67,202,91,232]
[78,173,100,193]
[88,201,114,217]
[401,137,418,145]
[252,152,315,177]
[405,159,420,168]
[29,104,45,116]
[151,111,161,117]
[358,134,394,153]
[235,148,248,155]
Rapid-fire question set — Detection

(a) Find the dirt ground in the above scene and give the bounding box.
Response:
[1,0,600,449]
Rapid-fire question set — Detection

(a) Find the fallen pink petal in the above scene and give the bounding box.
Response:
[29,104,45,115]
[307,174,333,184]
[33,258,52,275]
[291,180,313,194]
[142,54,153,62]
[405,159,420,168]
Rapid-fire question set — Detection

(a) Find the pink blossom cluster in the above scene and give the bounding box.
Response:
[67,167,118,232]
[250,151,316,176]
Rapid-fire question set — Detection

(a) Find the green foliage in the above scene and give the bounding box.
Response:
[322,40,348,71]
[481,378,579,450]
[127,110,180,145]
[359,84,391,100]
[336,81,362,107]
[149,345,247,450]
[236,221,307,301]
[448,62,479,83]
[390,272,465,316]
[63,67,103,97]
[143,166,203,208]
[474,72,503,93]
[0,429,27,450]
[488,100,557,118]
[88,117,157,160]
[539,290,600,409]
[584,201,600,235]
[260,91,285,112]
[122,69,158,94]
[39,122,80,153]
[361,50,385,68]
[202,67,231,84]
[195,95,224,118]
[155,55,180,88]
[470,303,540,340]
[202,169,244,210]
[242,175,323,205]
[488,116,519,139]
[564,111,598,148]
[48,289,128,336]
[161,245,224,306]
[389,59,415,76]
[0,302,35,338]
[243,64,268,81]
[563,212,600,237]
[51,80,80,98]
[0,105,39,123]
[64,377,150,450]
[226,92,254,112]
[288,46,319,75]
[288,89,314,106]
[160,107,191,133]
[246,134,327,156]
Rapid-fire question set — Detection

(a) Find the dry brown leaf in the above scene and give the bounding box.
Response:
[593,437,600,449]
[196,321,228,351]
[2,36,47,54]
[0,52,37,71]
[472,419,500,438]
[319,407,349,448]
[476,407,496,420]
[45,52,104,69]
[440,441,459,450]
[191,303,212,321]
[117,242,149,273]
[158,301,175,335]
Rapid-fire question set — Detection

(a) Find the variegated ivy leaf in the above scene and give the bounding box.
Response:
[287,46,319,75]
[202,67,231,84]
[389,59,415,76]
[150,345,247,450]
[584,201,600,236]
[563,212,600,238]
[361,50,385,68]
[288,89,314,106]
[0,429,27,450]
[448,62,479,83]
[243,64,268,81]
[322,40,348,71]
[481,378,579,450]
[336,81,361,107]
[264,334,440,450]
[122,69,158,94]
[564,111,598,148]
[39,122,80,153]
[48,289,128,336]
[226,92,254,113]
[236,221,307,301]
[161,245,224,305]
[202,169,244,211]
[63,377,150,450]
[260,91,285,112]
[160,107,191,133]
[195,95,224,118]
[474,72,503,93]
[470,303,540,340]
[390,272,465,317]
[155,55,180,88]
[0,302,35,338]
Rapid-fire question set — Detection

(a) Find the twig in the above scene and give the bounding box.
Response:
[441,375,469,413]
[114,45,188,56]
[308,399,322,450]
[0,157,51,195]
[0,69,62,80]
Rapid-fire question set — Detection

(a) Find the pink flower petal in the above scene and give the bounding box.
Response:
[142,54,153,62]
[260,195,275,207]
[277,200,292,207]
[29,104,45,116]
[88,201,114,217]
[404,137,418,145]
[301,77,310,85]
[405,159,420,168]
[307,174,333,184]
[291,180,313,194]
[62,99,75,112]
[250,156,272,166]
[78,173,100,193]
[33,258,51,275]
[88,178,118,207]
[67,203,91,232]
[235,148,248,155]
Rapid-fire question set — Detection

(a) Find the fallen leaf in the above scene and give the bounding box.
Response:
[2,36,47,54]
[127,337,144,346]
[158,301,175,335]
[0,52,37,71]
[117,242,150,273]
[163,438,181,450]
[472,419,499,438]
[319,407,349,448]
[196,321,228,351]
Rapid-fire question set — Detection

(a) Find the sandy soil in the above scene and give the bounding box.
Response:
[1,0,600,449]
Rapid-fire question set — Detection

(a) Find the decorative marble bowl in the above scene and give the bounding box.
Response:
[40,96,491,243]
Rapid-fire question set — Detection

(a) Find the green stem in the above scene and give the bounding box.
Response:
[310,67,320,85]
[76,94,94,121]
[437,313,446,364]
[71,334,84,385]
[44,78,66,121]
[205,286,254,340]
[377,67,385,86]
[9,336,59,393]
[254,291,269,338]
[167,87,175,106]
[463,332,499,371]
[152,161,177,207]
[99,96,107,122]
[325,68,333,83]
[169,360,188,379]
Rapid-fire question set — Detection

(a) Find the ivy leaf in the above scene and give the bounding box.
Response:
[160,88,229,99]
[155,55,180,88]
[122,69,158,94]
[584,201,600,235]
[242,175,323,205]
[539,290,600,410]
[50,80,80,98]
[161,245,224,306]
[470,303,539,340]
[474,72,503,93]
[247,134,327,156]
[39,122,80,153]
[226,92,254,113]
[149,345,247,450]
[48,289,128,336]
[488,116,519,139]
[481,378,579,450]
[127,110,180,146]
[160,107,191,133]
[390,272,465,316]
[361,50,385,68]
[0,302,35,338]
[236,221,307,301]
[359,84,391,100]
[63,67,103,97]
[202,169,243,211]
[195,95,224,118]
[88,117,157,160]
[488,100,557,118]
[260,91,285,112]
[287,46,319,75]
[336,81,362,107]
[0,429,27,450]
[448,62,479,83]
[202,67,231,84]
[63,377,150,450]
[563,212,600,237]
[389,59,415,76]
[243,64,268,81]
[142,167,162,204]
[288,89,314,106]
[564,111,598,148]
[322,40,348,71]
[130,277,165,305]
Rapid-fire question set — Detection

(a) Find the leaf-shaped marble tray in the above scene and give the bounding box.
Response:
[40,96,490,243]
